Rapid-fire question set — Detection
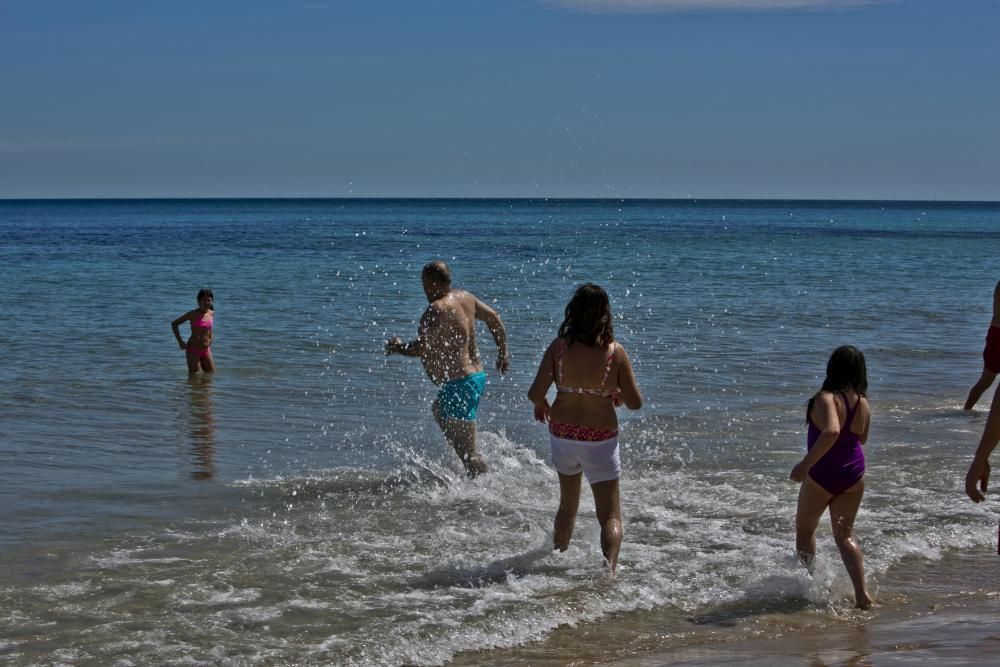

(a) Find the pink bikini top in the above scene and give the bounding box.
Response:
[555,339,617,398]
[192,311,214,330]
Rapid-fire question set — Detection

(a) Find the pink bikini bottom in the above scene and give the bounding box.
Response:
[187,345,210,359]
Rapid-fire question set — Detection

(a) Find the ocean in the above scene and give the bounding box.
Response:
[0,198,997,665]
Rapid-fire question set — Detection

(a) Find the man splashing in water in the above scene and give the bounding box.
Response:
[386,261,510,477]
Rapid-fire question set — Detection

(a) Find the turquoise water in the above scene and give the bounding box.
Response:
[1,199,998,664]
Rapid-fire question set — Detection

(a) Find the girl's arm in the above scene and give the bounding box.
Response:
[614,345,643,410]
[527,343,555,423]
[992,280,1000,322]
[859,397,871,445]
[171,311,193,348]
[791,392,840,481]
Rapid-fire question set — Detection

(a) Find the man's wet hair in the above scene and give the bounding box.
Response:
[422,261,452,285]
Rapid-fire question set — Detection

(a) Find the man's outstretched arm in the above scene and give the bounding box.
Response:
[387,306,439,357]
[385,336,423,357]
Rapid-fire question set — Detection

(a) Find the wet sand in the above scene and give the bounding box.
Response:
[619,598,1000,666]
[454,547,1000,666]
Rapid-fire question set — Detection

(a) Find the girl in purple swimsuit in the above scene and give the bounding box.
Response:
[790,345,873,609]
[171,289,216,374]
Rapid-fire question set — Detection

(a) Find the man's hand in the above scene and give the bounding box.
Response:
[966,457,991,503]
[496,352,510,374]
[385,336,403,355]
[533,402,550,424]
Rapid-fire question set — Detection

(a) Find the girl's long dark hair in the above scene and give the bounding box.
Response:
[807,345,868,417]
[558,283,614,347]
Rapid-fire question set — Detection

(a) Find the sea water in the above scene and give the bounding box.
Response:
[0,199,997,665]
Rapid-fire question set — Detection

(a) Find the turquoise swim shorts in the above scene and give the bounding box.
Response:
[437,371,487,421]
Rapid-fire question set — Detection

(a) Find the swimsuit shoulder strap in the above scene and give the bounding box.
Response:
[555,338,566,383]
[599,342,616,386]
[839,392,860,426]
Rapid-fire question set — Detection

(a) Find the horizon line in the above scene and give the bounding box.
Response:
[2,196,1000,205]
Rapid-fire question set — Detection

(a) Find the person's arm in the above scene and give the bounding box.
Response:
[614,345,643,410]
[172,311,192,349]
[966,389,1000,502]
[791,392,840,482]
[527,343,555,423]
[475,298,509,373]
[386,306,436,357]
[858,397,871,446]
[992,280,1000,320]
[385,336,423,357]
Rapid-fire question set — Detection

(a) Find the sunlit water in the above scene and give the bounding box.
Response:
[1,199,998,664]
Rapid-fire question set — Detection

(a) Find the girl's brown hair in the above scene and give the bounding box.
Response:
[558,283,614,347]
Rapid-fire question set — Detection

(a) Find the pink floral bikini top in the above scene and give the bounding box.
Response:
[555,339,617,398]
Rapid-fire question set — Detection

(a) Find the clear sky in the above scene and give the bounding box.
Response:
[1,0,997,199]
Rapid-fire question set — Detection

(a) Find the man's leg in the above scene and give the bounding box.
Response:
[432,399,487,478]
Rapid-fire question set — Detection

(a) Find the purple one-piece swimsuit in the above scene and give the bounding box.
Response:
[807,393,865,495]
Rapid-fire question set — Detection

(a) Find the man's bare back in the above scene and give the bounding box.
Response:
[418,290,488,385]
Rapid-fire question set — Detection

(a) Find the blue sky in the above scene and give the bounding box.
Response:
[1,0,997,199]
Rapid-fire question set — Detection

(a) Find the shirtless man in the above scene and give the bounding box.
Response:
[385,261,510,477]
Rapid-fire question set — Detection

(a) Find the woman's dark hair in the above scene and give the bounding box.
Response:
[197,288,214,303]
[558,283,614,347]
[807,345,868,416]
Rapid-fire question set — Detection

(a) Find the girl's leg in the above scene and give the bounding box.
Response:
[200,348,216,373]
[965,368,996,410]
[591,479,622,573]
[795,476,833,570]
[828,478,873,609]
[554,472,582,552]
[185,350,202,374]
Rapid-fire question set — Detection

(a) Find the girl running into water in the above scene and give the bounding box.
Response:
[528,284,642,573]
[172,289,216,374]
[790,345,873,609]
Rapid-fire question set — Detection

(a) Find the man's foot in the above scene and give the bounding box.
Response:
[856,593,875,610]
[463,456,487,478]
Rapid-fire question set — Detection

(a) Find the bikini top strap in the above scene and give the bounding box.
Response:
[599,342,616,386]
[554,338,566,384]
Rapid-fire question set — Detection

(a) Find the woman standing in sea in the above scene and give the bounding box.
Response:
[172,288,216,374]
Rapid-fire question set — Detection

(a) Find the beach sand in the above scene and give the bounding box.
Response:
[618,597,1000,666]
[453,547,1000,666]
